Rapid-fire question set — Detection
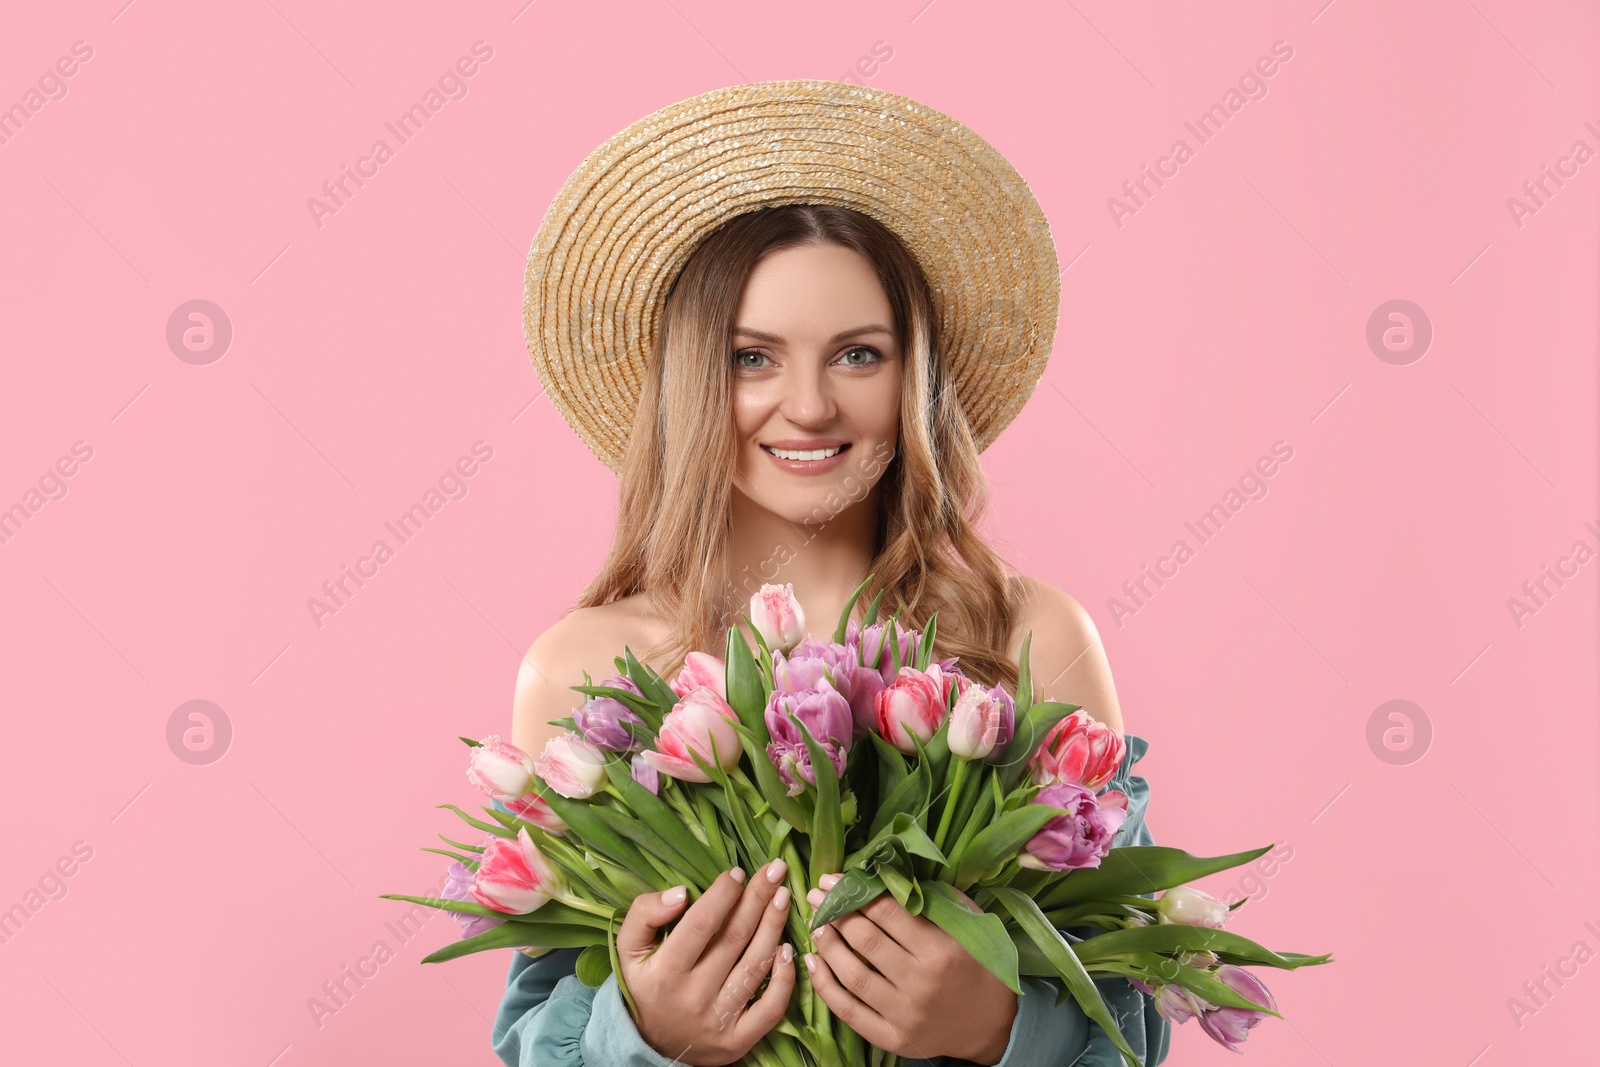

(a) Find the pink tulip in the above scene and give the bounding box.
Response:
[947,684,1015,760]
[1018,781,1130,871]
[471,827,565,915]
[669,651,728,701]
[874,663,948,754]
[533,731,609,799]
[638,686,743,783]
[1156,886,1231,929]
[466,735,535,802]
[1029,709,1126,791]
[750,583,807,653]
[503,792,568,835]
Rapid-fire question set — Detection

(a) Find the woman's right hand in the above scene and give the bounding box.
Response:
[616,860,797,1066]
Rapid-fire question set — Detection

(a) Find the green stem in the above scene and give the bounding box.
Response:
[933,756,969,854]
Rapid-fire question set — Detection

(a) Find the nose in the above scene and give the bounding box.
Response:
[779,359,838,427]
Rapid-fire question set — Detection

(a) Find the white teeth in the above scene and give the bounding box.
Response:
[767,445,842,461]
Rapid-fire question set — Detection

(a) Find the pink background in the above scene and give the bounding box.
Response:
[2,1,1595,1064]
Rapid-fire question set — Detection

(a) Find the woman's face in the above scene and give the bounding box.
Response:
[730,242,902,525]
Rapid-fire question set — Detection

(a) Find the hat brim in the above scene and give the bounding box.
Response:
[525,79,1062,476]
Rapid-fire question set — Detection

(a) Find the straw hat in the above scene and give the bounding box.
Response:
[523,79,1062,476]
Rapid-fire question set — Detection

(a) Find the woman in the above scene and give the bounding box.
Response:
[494,81,1169,1066]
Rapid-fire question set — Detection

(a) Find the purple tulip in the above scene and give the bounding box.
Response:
[1195,966,1279,1052]
[850,619,924,688]
[630,751,661,795]
[780,637,881,739]
[441,860,506,939]
[573,694,643,753]
[764,677,854,795]
[1017,781,1131,871]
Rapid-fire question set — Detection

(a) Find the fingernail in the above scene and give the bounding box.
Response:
[806,887,825,907]
[772,885,790,909]
[804,953,817,972]
[730,866,745,883]
[662,885,686,906]
[819,873,841,890]
[766,858,788,883]
[780,943,794,964]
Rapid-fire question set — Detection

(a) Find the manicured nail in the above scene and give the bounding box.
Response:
[806,887,825,907]
[819,873,841,890]
[804,953,817,972]
[730,866,746,883]
[772,885,791,909]
[780,943,794,964]
[662,885,686,906]
[766,858,788,883]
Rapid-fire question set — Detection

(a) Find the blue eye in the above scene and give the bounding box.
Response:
[840,346,882,366]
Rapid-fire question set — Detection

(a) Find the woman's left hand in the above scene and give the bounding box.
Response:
[804,873,1018,1065]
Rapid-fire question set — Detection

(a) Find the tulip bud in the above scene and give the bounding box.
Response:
[466,735,535,801]
[471,827,565,915]
[947,684,1014,760]
[1156,886,1231,929]
[1196,966,1278,1052]
[1028,709,1126,790]
[874,664,948,754]
[750,583,807,653]
[1018,782,1130,871]
[442,860,505,938]
[669,650,728,701]
[638,687,744,783]
[503,792,568,835]
[533,732,609,799]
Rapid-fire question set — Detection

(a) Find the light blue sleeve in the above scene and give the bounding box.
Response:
[903,731,1172,1067]
[491,946,689,1067]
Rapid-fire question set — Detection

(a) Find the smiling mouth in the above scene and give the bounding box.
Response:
[761,443,851,461]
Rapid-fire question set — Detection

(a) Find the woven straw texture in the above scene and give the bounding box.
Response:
[524,79,1061,475]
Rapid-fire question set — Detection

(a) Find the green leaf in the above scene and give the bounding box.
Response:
[988,886,1144,1067]
[1104,952,1286,1016]
[793,713,843,883]
[1037,845,1274,908]
[418,846,479,868]
[459,736,484,748]
[419,918,607,963]
[810,866,886,928]
[576,944,613,987]
[437,803,515,838]
[867,750,930,840]
[622,645,680,713]
[832,572,877,644]
[914,611,938,671]
[379,893,506,919]
[1015,631,1034,721]
[568,684,663,733]
[438,833,487,854]
[527,777,659,879]
[919,880,1021,994]
[1072,924,1334,970]
[862,588,885,626]
[732,721,811,832]
[951,804,1066,888]
[725,623,770,737]
[601,757,723,886]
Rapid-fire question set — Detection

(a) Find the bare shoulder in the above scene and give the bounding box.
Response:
[1008,574,1125,732]
[510,595,667,759]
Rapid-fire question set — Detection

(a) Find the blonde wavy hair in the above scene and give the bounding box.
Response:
[576,204,1030,692]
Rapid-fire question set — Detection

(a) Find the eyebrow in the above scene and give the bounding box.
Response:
[732,324,895,344]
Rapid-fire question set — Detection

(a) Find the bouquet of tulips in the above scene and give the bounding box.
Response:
[382,577,1332,1066]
